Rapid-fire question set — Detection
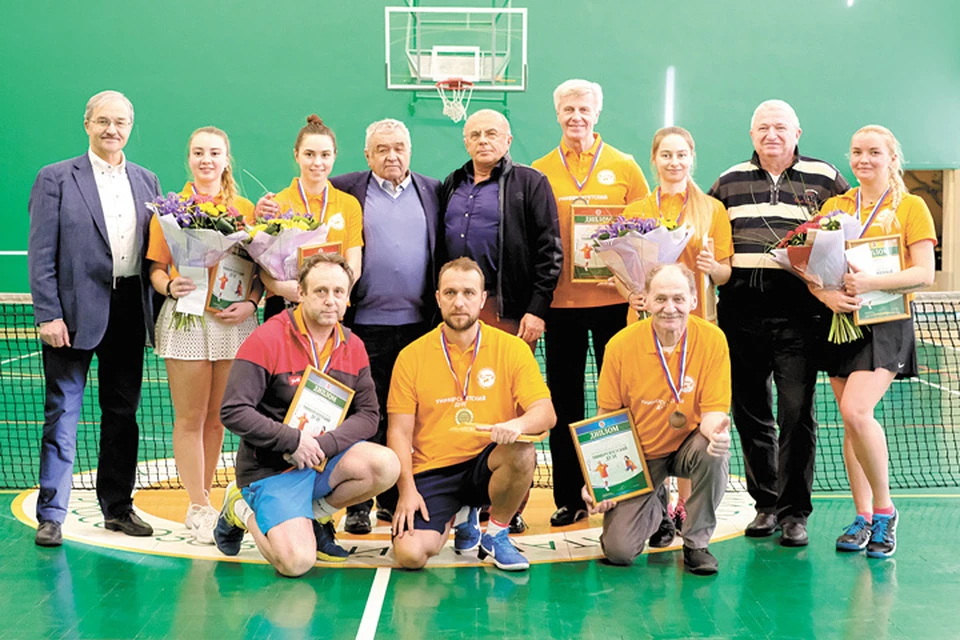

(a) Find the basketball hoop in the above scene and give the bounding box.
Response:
[435,78,474,123]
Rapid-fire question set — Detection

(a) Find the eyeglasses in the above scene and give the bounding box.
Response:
[88,117,132,129]
[467,129,502,142]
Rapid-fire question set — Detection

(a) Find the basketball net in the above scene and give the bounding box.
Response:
[435,79,474,123]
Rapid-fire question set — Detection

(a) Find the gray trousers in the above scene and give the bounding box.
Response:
[600,431,729,565]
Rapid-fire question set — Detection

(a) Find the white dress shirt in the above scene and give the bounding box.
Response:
[374,173,412,199]
[88,149,139,277]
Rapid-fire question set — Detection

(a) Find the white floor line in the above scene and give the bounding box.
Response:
[1,350,41,366]
[914,376,960,398]
[356,567,391,640]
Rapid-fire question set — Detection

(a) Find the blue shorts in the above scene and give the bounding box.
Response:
[241,444,355,535]
[411,443,496,534]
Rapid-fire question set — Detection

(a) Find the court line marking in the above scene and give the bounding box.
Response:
[1,350,41,365]
[356,567,391,640]
[914,376,960,398]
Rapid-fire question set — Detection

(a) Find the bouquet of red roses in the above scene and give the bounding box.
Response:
[769,211,863,343]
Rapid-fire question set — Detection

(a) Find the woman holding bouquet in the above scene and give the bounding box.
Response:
[621,127,733,321]
[617,127,733,541]
[147,127,262,543]
[813,125,935,558]
[255,115,363,319]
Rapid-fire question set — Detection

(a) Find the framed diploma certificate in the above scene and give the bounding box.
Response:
[283,366,355,438]
[298,241,342,270]
[570,410,653,504]
[206,252,255,313]
[570,204,625,283]
[845,235,911,326]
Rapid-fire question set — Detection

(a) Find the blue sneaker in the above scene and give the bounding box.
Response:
[313,517,349,562]
[214,481,246,556]
[478,529,529,571]
[454,507,481,554]
[866,510,898,558]
[836,515,872,552]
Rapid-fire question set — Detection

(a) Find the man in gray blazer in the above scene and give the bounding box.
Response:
[28,90,162,546]
[329,118,440,534]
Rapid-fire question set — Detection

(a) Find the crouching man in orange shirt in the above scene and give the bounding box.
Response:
[586,264,732,575]
[387,258,556,571]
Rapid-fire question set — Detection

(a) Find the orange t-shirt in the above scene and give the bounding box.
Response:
[820,189,937,303]
[532,134,650,308]
[273,178,363,252]
[387,322,551,475]
[146,182,255,277]
[622,188,733,320]
[597,315,731,459]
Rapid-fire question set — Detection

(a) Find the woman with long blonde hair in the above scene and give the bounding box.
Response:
[147,126,262,543]
[812,125,935,558]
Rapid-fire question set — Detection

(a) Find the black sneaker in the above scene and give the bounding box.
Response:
[344,508,372,535]
[836,515,871,552]
[648,518,676,548]
[550,506,588,527]
[866,510,898,559]
[375,507,394,523]
[509,512,528,535]
[313,518,349,562]
[683,546,719,575]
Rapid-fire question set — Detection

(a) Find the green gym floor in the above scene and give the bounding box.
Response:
[3,490,958,640]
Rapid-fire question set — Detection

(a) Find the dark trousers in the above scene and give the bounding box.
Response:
[37,279,146,523]
[718,305,820,523]
[545,304,628,510]
[348,321,429,514]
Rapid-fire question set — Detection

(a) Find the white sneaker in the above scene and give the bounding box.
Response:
[185,504,219,545]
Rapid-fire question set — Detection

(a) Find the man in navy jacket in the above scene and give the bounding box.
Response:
[330,118,441,533]
[28,90,161,546]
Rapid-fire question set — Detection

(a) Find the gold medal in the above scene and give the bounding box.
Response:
[669,410,687,430]
[455,408,475,425]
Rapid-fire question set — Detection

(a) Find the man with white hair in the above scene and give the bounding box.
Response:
[29,90,162,546]
[586,264,731,575]
[330,119,441,534]
[708,99,849,547]
[532,78,649,527]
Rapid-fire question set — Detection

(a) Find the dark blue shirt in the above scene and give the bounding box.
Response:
[444,164,500,291]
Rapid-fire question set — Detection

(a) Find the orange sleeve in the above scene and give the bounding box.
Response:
[903,196,937,247]
[710,199,734,262]
[145,214,173,266]
[597,333,625,413]
[342,193,364,250]
[697,326,731,414]
[509,339,551,410]
[387,344,419,416]
[622,157,650,205]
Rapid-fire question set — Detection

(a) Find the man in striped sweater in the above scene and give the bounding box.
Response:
[708,100,849,548]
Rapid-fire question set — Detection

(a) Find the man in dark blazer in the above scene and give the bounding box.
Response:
[329,118,440,534]
[28,90,162,547]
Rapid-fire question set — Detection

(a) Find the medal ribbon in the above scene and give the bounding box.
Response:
[308,323,341,373]
[653,326,688,406]
[655,186,688,226]
[297,179,328,222]
[557,140,604,192]
[440,326,482,401]
[856,187,890,239]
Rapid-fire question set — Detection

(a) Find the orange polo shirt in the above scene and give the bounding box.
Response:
[387,322,551,475]
[273,178,363,252]
[597,315,731,459]
[622,188,733,320]
[821,189,937,303]
[146,182,255,276]
[532,134,650,308]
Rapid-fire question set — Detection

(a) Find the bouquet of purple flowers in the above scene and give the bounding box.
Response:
[244,210,330,281]
[148,193,248,269]
[591,216,693,292]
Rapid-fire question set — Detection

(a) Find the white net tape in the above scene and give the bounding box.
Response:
[436,81,474,123]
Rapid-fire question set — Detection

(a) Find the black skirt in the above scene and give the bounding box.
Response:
[824,314,917,379]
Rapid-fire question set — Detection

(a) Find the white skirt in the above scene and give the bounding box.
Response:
[155,297,258,361]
